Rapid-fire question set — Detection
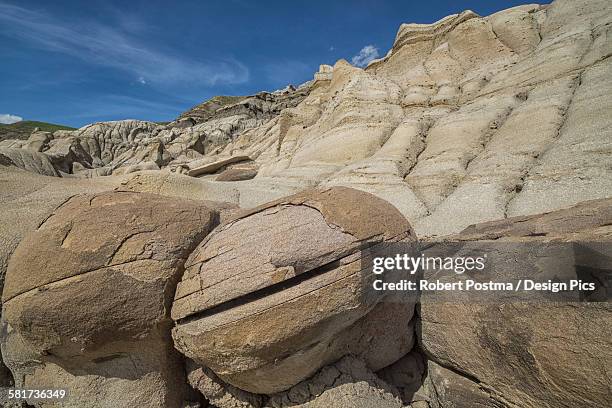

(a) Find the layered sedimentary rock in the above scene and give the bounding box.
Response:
[0,148,59,177]
[2,0,610,241]
[417,198,612,408]
[179,0,610,238]
[171,187,417,394]
[0,0,611,407]
[178,88,309,125]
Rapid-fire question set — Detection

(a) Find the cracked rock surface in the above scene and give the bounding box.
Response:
[418,197,612,408]
[265,356,404,408]
[0,0,610,407]
[1,191,224,407]
[172,187,417,394]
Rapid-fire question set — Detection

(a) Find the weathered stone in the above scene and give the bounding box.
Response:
[265,356,404,408]
[187,155,251,177]
[112,160,160,175]
[2,191,222,407]
[178,88,308,125]
[0,1,610,406]
[424,361,491,408]
[44,137,93,173]
[0,148,59,177]
[215,167,258,181]
[186,360,263,408]
[377,351,426,404]
[172,187,417,394]
[418,198,612,408]
[73,120,159,167]
[22,131,52,152]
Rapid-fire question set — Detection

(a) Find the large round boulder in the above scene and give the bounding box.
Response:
[1,191,225,407]
[171,187,418,393]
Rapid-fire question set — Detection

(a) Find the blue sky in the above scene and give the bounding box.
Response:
[0,0,545,127]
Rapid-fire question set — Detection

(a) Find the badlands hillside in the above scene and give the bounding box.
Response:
[0,0,610,407]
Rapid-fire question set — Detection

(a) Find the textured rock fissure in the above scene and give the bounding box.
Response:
[107,228,157,261]
[423,354,515,408]
[178,216,366,298]
[3,259,146,303]
[177,226,408,324]
[533,6,544,43]
[34,194,78,230]
[176,244,404,337]
[58,222,74,247]
[424,354,482,386]
[401,120,433,179]
[5,222,214,304]
[474,45,608,102]
[503,73,582,216]
[176,243,379,325]
[578,26,597,66]
[489,24,519,58]
[403,119,438,214]
[586,35,612,67]
[464,103,517,173]
[427,364,450,408]
[298,202,362,238]
[503,176,525,219]
[419,321,532,408]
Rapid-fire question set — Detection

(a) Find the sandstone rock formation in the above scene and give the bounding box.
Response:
[265,356,404,408]
[0,0,611,407]
[171,187,417,394]
[0,85,308,179]
[417,198,612,408]
[0,148,59,177]
[1,191,224,407]
[178,88,309,126]
[186,361,263,408]
[2,0,610,241]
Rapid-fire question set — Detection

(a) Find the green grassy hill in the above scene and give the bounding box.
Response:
[0,121,76,143]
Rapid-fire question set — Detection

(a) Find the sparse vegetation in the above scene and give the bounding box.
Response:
[0,120,76,142]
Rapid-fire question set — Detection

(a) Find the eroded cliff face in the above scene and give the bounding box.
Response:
[214,0,612,238]
[0,85,310,180]
[0,1,611,407]
[4,0,610,240]
[0,2,608,233]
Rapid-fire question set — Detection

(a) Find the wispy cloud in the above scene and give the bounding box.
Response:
[351,45,379,68]
[0,2,249,87]
[66,94,186,121]
[0,114,23,124]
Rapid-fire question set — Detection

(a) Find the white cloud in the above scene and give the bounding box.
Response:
[351,45,379,68]
[137,76,147,85]
[0,114,23,124]
[0,3,249,87]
